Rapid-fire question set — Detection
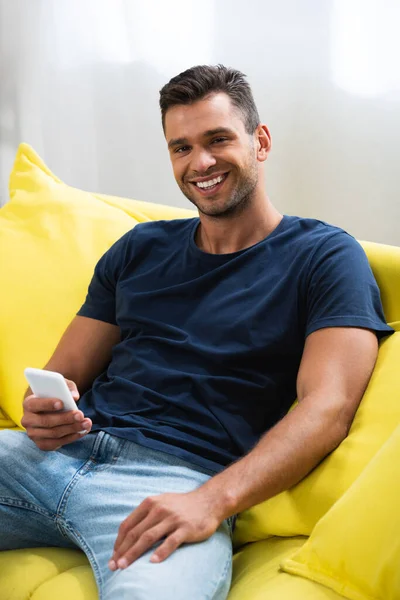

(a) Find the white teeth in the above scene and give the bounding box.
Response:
[196,174,224,189]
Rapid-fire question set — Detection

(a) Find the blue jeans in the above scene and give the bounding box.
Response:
[0,429,233,599]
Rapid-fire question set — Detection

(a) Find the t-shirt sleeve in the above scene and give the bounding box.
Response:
[77,231,132,326]
[304,231,394,339]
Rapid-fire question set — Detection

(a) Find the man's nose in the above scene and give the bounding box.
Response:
[190,148,217,174]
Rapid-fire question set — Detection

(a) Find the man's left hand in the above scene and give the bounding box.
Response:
[109,489,222,570]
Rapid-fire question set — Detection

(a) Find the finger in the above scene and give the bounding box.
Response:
[22,409,86,430]
[33,429,91,451]
[26,420,92,439]
[65,379,80,400]
[23,395,75,414]
[113,521,175,570]
[150,529,187,563]
[113,510,165,563]
[113,499,152,555]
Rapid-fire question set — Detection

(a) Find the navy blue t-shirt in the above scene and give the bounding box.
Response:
[77,216,393,473]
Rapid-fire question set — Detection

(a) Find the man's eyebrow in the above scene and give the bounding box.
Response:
[168,137,188,149]
[203,127,234,137]
[168,128,235,149]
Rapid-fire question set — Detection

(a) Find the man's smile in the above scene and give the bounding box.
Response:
[188,172,229,195]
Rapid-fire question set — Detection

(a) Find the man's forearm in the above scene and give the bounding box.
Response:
[199,393,350,521]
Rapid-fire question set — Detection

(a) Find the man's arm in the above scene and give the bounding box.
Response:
[41,315,121,393]
[110,326,378,569]
[198,326,378,513]
[22,315,120,450]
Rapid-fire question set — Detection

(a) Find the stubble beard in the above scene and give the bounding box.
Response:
[178,160,259,219]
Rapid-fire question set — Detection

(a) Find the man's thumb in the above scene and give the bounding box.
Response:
[65,378,80,400]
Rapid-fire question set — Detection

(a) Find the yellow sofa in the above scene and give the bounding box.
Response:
[1,144,400,600]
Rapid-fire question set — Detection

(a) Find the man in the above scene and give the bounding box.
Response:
[0,65,392,599]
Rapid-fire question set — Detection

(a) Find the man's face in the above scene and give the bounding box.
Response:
[164,93,260,217]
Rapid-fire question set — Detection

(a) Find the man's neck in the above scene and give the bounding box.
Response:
[196,198,283,255]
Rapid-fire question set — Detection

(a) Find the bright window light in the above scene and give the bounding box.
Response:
[48,0,215,75]
[127,0,215,78]
[330,0,400,97]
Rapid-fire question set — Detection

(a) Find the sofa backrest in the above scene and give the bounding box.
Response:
[361,241,400,328]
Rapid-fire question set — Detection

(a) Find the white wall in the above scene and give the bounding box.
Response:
[0,0,399,244]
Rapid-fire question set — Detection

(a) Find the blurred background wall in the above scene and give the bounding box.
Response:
[0,0,399,244]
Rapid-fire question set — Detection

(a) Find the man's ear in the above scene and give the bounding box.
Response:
[255,124,271,163]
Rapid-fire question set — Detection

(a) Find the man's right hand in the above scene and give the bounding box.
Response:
[21,379,92,451]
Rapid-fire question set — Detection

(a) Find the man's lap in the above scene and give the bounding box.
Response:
[0,429,233,599]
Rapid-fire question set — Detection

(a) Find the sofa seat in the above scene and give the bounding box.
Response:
[0,536,346,600]
[0,547,96,600]
[230,537,345,600]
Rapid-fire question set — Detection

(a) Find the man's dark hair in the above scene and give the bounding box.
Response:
[159,64,260,134]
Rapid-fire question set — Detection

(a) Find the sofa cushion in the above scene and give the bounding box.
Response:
[0,547,95,600]
[234,312,400,546]
[0,144,194,427]
[0,537,344,600]
[361,240,400,326]
[230,536,345,600]
[0,144,138,426]
[282,422,400,600]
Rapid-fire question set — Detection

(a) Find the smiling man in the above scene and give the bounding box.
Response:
[0,65,393,600]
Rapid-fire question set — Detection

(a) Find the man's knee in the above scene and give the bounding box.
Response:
[101,528,232,600]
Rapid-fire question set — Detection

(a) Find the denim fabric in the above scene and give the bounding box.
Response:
[0,430,233,599]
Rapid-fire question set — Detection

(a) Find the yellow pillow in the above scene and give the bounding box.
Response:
[94,193,195,223]
[0,407,15,429]
[282,422,400,600]
[0,144,140,426]
[0,143,195,428]
[234,330,400,546]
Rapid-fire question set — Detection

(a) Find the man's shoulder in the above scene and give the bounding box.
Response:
[281,214,356,255]
[119,218,198,262]
[102,218,197,270]
[132,217,197,241]
[284,215,347,240]
[276,215,365,278]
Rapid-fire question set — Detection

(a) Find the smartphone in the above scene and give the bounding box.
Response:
[24,367,79,412]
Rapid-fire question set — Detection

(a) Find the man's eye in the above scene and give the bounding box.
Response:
[175,146,190,154]
[212,137,228,144]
